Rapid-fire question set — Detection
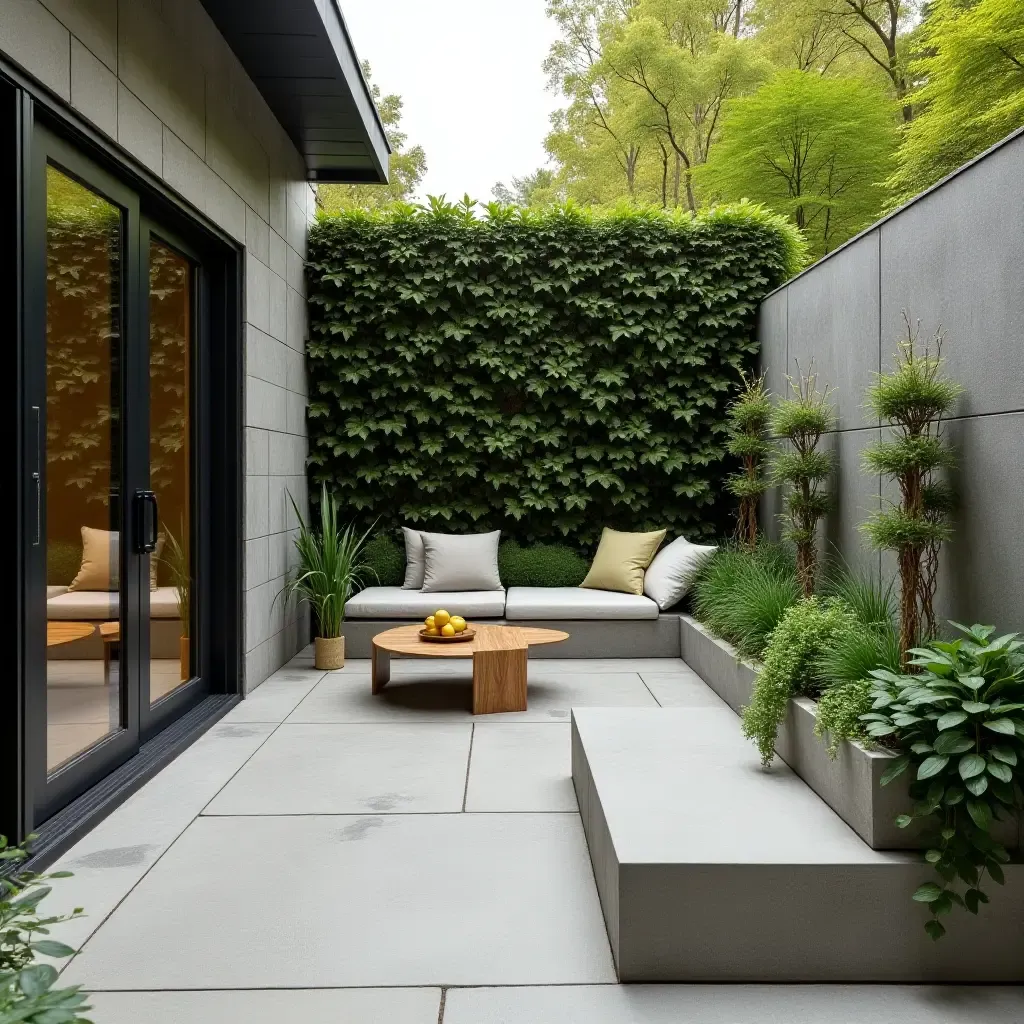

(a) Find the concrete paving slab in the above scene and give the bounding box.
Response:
[465,724,577,812]
[637,666,727,708]
[204,723,471,815]
[47,722,276,950]
[443,984,1024,1023]
[287,667,657,724]
[223,669,326,722]
[64,813,616,989]
[87,987,442,1023]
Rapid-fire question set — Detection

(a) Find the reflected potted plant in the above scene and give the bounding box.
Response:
[161,527,191,681]
[280,484,374,670]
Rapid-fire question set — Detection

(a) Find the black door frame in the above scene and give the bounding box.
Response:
[24,124,146,823]
[5,59,244,850]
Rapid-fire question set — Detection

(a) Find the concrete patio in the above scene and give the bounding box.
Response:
[49,651,1024,1021]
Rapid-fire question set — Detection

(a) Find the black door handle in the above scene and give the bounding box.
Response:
[134,490,159,553]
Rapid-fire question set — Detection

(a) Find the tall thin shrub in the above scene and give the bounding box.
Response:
[861,317,961,655]
[771,365,836,597]
[725,372,773,549]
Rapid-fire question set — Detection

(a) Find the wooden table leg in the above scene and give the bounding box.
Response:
[472,647,528,715]
[371,643,391,694]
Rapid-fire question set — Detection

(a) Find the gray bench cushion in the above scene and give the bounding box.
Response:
[505,586,659,620]
[345,586,506,619]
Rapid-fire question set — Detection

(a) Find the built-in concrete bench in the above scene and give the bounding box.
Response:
[572,705,1024,982]
[343,585,680,657]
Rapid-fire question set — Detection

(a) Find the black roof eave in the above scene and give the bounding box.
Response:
[200,0,391,184]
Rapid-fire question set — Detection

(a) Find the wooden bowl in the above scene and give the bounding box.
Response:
[419,627,476,643]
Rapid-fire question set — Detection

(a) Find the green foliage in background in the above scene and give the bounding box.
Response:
[865,623,1024,939]
[742,596,860,767]
[498,541,590,588]
[697,70,898,260]
[362,534,406,588]
[307,199,803,546]
[886,0,1024,208]
[692,543,800,659]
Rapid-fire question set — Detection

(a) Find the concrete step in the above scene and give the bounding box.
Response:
[571,707,1024,982]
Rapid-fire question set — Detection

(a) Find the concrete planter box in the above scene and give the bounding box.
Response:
[679,615,1021,852]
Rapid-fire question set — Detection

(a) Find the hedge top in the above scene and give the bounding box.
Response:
[306,198,805,548]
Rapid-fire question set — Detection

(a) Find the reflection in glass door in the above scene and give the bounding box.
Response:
[147,238,194,704]
[43,165,125,773]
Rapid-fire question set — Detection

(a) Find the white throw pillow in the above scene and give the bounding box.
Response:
[402,527,426,589]
[420,530,503,593]
[643,536,717,610]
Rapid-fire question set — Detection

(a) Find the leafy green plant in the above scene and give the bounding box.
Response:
[160,526,190,637]
[306,200,803,547]
[864,622,1024,939]
[361,534,406,588]
[279,485,375,639]
[0,835,91,1023]
[862,318,962,656]
[741,597,859,767]
[692,544,800,659]
[725,372,773,549]
[771,364,836,597]
[815,680,875,758]
[498,541,589,588]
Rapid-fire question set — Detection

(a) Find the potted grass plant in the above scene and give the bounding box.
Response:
[161,526,191,681]
[281,484,374,670]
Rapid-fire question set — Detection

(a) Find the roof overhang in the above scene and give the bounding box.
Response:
[199,0,390,184]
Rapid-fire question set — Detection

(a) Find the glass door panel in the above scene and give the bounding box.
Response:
[148,238,194,704]
[43,165,125,773]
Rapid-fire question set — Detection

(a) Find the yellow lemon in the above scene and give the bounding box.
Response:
[425,615,436,629]
[424,625,440,636]
[434,609,451,627]
[450,616,466,633]
[441,623,456,637]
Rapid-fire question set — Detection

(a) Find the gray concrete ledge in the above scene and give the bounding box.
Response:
[679,616,1021,851]
[572,707,1024,982]
[341,617,682,660]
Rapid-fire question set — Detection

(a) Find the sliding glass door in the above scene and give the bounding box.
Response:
[25,126,208,824]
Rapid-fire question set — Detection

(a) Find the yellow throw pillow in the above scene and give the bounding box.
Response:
[68,527,119,592]
[67,527,162,592]
[580,527,667,596]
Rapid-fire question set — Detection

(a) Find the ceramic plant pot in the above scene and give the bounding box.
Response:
[315,635,345,670]
[179,636,190,681]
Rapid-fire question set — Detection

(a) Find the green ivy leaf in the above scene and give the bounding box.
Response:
[958,753,986,780]
[917,755,949,780]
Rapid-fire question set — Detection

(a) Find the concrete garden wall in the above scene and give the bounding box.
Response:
[758,127,1024,633]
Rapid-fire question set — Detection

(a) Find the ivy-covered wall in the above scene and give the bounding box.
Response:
[306,200,803,548]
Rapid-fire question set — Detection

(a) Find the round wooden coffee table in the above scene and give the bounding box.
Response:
[371,623,569,715]
[46,622,95,646]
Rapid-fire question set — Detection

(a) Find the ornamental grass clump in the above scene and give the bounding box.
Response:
[771,366,836,597]
[280,484,375,640]
[862,316,962,656]
[742,597,860,767]
[692,544,800,659]
[864,622,1024,939]
[725,372,773,549]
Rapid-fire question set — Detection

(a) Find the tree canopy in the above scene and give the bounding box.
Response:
[538,0,1024,259]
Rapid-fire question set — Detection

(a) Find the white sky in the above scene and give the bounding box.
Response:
[342,0,562,202]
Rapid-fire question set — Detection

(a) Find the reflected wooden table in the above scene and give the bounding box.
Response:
[46,622,95,646]
[371,623,569,715]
